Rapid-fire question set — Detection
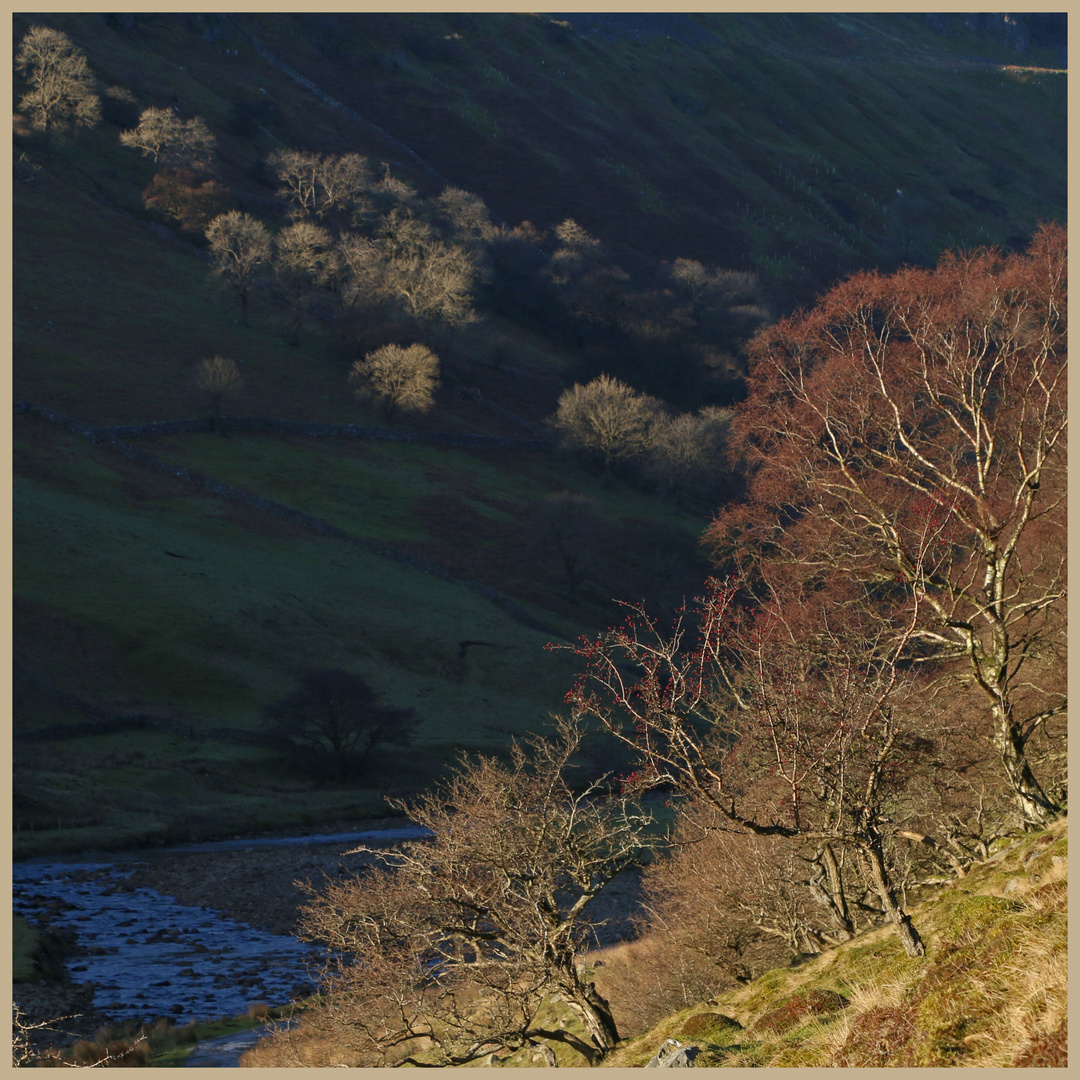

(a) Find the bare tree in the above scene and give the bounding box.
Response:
[194,355,242,429]
[333,231,383,315]
[551,374,664,474]
[643,406,734,506]
[264,669,417,783]
[349,343,440,423]
[15,25,101,133]
[141,168,231,233]
[435,186,498,248]
[271,220,336,345]
[708,224,1068,826]
[204,211,272,327]
[269,149,373,223]
[547,218,629,326]
[119,107,216,170]
[295,715,652,1066]
[637,811,840,982]
[667,259,760,320]
[374,211,479,333]
[564,580,940,957]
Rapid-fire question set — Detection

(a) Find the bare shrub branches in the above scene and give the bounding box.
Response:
[295,715,653,1066]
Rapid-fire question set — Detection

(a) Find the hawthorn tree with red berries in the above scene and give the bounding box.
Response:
[708,224,1067,827]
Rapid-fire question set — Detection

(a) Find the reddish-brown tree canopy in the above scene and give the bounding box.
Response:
[708,224,1067,825]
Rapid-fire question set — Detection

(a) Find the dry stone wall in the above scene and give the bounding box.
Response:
[13,662,286,747]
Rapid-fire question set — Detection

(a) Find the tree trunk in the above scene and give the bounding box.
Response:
[810,842,855,939]
[563,976,619,1057]
[861,838,924,957]
[994,710,1061,828]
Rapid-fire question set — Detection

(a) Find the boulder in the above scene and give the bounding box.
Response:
[646,1038,700,1067]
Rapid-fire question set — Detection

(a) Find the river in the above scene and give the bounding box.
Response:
[12,827,432,1034]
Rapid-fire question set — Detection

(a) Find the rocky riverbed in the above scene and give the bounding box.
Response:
[13,822,646,1050]
[119,835,645,944]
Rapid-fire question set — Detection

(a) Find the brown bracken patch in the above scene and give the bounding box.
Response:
[1012,1017,1067,1068]
[753,988,848,1035]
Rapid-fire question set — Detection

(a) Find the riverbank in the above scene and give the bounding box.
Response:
[12,818,647,1060]
[119,835,394,937]
[119,828,644,944]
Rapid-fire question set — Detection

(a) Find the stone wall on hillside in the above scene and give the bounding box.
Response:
[13,402,552,450]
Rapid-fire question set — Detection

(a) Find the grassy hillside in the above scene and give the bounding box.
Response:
[221,11,1065,305]
[14,12,1066,308]
[236,817,1066,1067]
[598,817,1067,1068]
[11,13,1065,855]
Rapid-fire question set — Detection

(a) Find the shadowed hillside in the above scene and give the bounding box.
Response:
[12,12,1065,854]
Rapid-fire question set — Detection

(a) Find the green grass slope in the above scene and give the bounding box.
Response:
[598,818,1067,1068]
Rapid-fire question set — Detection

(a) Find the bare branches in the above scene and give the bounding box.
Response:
[551,375,666,473]
[204,211,272,327]
[120,107,216,169]
[15,26,101,132]
[349,343,440,423]
[563,581,938,955]
[268,149,373,223]
[296,715,652,1066]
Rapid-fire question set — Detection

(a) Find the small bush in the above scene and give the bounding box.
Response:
[144,168,233,234]
[71,1036,150,1067]
[680,1012,743,1042]
[753,988,848,1035]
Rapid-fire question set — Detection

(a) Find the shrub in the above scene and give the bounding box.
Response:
[680,1012,743,1042]
[753,989,849,1035]
[144,168,233,233]
[71,1036,150,1067]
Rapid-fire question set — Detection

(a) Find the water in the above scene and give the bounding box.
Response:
[11,827,431,1027]
[12,861,317,1026]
